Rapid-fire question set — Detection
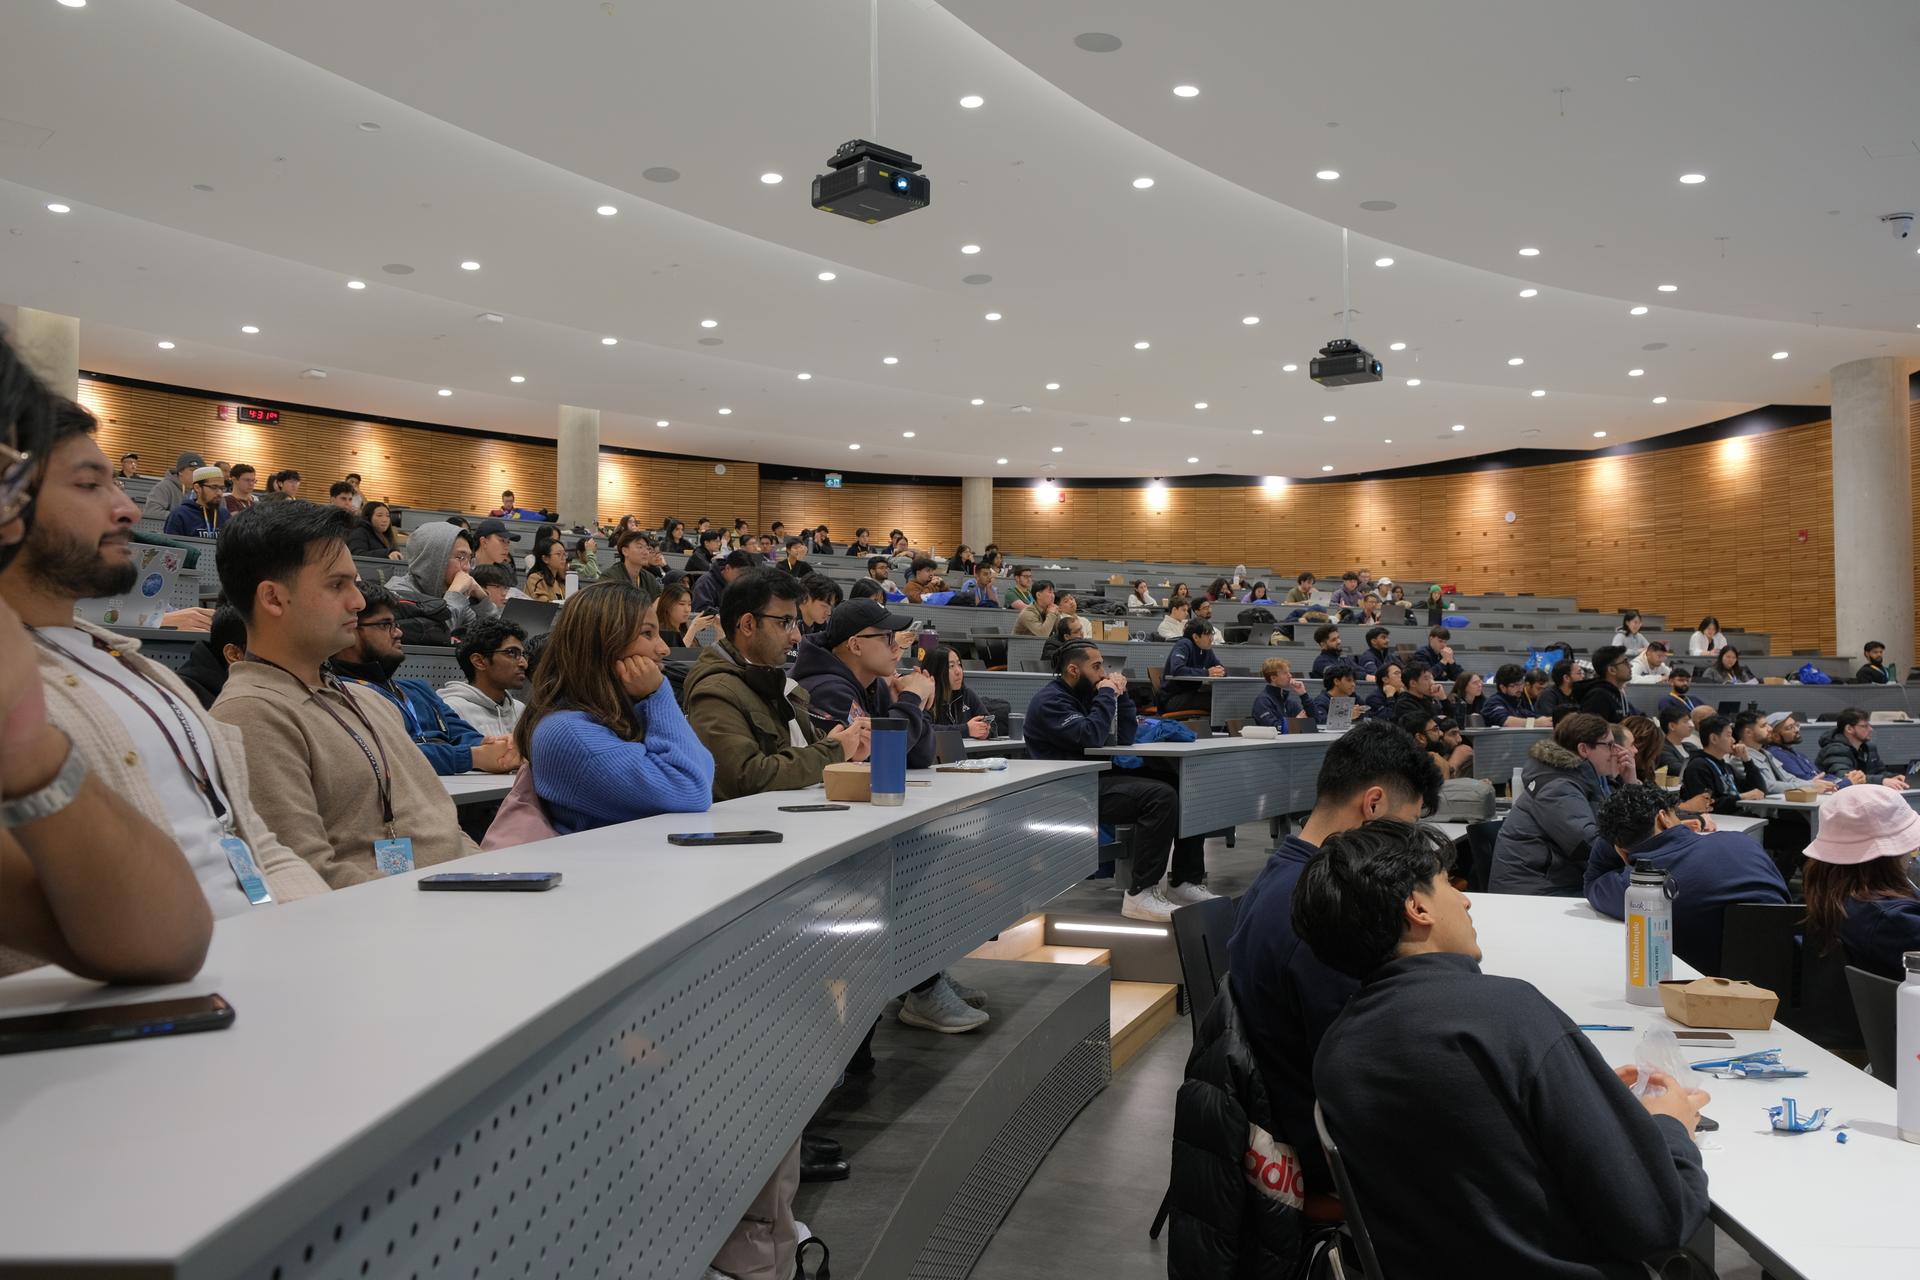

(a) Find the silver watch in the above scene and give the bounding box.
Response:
[0,731,88,828]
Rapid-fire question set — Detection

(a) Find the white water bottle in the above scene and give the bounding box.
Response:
[1899,952,1920,1141]
[1511,766,1524,802]
[1624,861,1673,1006]
[564,570,579,598]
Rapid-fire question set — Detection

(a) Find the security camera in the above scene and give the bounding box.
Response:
[1883,212,1914,239]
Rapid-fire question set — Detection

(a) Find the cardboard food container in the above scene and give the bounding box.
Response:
[823,762,872,803]
[1101,622,1130,643]
[1653,767,1675,789]
[1783,787,1820,803]
[1657,977,1778,1029]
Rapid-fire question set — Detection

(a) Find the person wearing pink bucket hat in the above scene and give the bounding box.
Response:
[1803,785,1920,980]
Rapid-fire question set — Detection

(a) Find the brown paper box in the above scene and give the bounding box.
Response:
[823,763,872,803]
[1657,977,1778,1029]
[1101,623,1130,643]
[1783,788,1819,803]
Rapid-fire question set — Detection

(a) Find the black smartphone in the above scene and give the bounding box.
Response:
[777,804,850,813]
[419,872,562,891]
[667,831,785,846]
[1673,1030,1737,1045]
[0,994,235,1056]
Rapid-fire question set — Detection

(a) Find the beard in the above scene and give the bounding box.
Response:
[23,523,136,599]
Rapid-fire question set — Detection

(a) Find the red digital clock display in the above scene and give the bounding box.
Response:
[236,405,281,425]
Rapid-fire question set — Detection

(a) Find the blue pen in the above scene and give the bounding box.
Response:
[1577,1024,1634,1032]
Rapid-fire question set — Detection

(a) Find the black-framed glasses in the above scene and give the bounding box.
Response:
[751,612,802,632]
[493,647,528,662]
[853,629,901,647]
[0,442,39,526]
[357,618,400,633]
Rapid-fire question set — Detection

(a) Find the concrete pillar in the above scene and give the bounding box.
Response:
[556,405,600,528]
[962,476,993,551]
[1830,356,1913,669]
[0,305,80,399]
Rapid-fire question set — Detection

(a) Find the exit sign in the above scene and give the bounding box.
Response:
[824,473,843,489]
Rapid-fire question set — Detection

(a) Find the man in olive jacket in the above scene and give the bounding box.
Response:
[685,568,869,800]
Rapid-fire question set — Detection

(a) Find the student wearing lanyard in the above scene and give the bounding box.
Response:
[209,501,478,888]
[161,465,231,539]
[1677,713,1765,816]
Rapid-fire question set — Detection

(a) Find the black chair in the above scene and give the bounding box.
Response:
[1463,819,1503,894]
[1719,904,1863,1056]
[1846,965,1899,1079]
[1314,1102,1387,1280]
[1148,895,1240,1241]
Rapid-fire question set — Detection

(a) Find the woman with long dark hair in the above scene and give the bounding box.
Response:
[919,644,994,738]
[526,538,569,602]
[1612,609,1648,656]
[348,500,402,560]
[515,581,713,835]
[1801,784,1920,980]
[1688,615,1727,658]
[653,578,718,650]
[1698,644,1755,685]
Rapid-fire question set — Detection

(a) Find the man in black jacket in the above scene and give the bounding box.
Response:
[1578,645,1634,722]
[1412,625,1462,683]
[1677,714,1763,814]
[690,548,757,616]
[685,527,725,575]
[1815,708,1910,787]
[1296,820,1712,1278]
[1856,640,1894,685]
[791,600,935,764]
[1162,617,1224,715]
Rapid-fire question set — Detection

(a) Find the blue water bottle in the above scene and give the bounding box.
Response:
[869,716,908,806]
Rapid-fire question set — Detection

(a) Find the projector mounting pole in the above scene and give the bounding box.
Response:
[1341,225,1351,343]
[869,0,880,137]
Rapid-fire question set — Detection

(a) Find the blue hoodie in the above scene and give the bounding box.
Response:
[1163,636,1216,681]
[1584,824,1787,971]
[1480,689,1524,727]
[790,638,935,767]
[332,662,486,776]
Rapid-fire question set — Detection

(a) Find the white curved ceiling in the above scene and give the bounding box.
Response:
[0,0,1913,479]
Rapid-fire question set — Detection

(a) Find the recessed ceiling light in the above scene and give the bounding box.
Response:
[985,311,1002,321]
[1451,423,1466,431]
[1771,351,1790,360]
[760,173,783,185]
[1051,445,1064,452]
[437,388,453,397]
[959,94,984,109]
[155,341,175,350]
[847,442,860,450]
[1251,428,1265,436]
[1628,368,1645,377]
[1321,465,1335,472]
[1118,416,1133,423]
[601,336,618,345]
[1518,288,1539,298]
[1405,378,1422,386]
[656,419,669,427]
[56,0,85,7]
[1374,257,1394,267]
[1242,315,1260,326]
[1045,381,1060,390]
[1187,456,1200,464]
[960,243,981,254]
[45,202,70,214]
[1132,177,1155,189]
[883,356,899,365]
[1134,341,1151,350]
[700,319,719,328]
[509,375,526,383]
[1315,169,1340,181]
[971,398,985,406]
[1281,363,1297,372]
[902,431,915,438]
[796,372,812,380]
[1383,438,1393,444]
[1507,357,1525,366]
[717,407,733,415]
[1652,396,1668,404]
[596,204,618,216]
[1389,341,1407,351]
[357,121,381,132]
[1518,246,1540,257]
[1679,172,1707,185]
[460,260,480,271]
[1593,431,1608,438]
[1530,389,1547,397]
[346,279,367,290]
[816,270,837,281]
[1173,85,1200,98]
[240,325,259,334]
[1194,401,1208,410]
[996,457,1008,465]
[1629,305,1650,315]
[1657,283,1678,292]
[1322,414,1337,423]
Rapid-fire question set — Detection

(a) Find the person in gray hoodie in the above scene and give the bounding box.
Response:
[1487,712,1625,896]
[140,450,203,519]
[384,520,496,646]
[438,617,528,736]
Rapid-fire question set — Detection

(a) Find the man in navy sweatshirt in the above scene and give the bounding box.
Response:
[1413,625,1462,683]
[1024,639,1209,922]
[1308,623,1347,678]
[1480,662,1531,727]
[1297,820,1712,1278]
[1354,624,1394,678]
[1587,783,1787,972]
[1250,657,1306,729]
[1161,616,1224,715]
[1226,722,1439,1196]
[791,600,936,767]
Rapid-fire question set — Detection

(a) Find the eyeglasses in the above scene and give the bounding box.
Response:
[358,618,399,632]
[751,612,802,633]
[493,647,528,661]
[0,441,40,526]
[853,629,902,647]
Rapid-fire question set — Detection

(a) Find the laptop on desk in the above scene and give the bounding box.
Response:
[503,598,561,639]
[932,725,967,764]
[1716,700,1742,717]
[1326,695,1356,732]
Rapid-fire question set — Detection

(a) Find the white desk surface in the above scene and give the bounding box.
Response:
[1428,813,1768,843]
[0,760,1104,1275]
[964,736,1025,755]
[440,771,513,803]
[1084,733,1336,758]
[1474,893,1920,1279]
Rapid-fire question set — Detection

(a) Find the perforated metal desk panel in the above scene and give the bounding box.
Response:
[1085,734,1336,836]
[0,760,1103,1280]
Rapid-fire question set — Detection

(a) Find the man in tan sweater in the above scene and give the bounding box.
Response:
[1013,580,1062,638]
[210,502,477,887]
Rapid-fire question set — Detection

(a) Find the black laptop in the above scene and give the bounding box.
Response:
[932,725,968,764]
[503,598,561,639]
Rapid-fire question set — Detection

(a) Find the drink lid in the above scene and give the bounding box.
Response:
[1905,950,1920,973]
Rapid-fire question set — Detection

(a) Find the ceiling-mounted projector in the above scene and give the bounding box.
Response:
[812,139,930,224]
[1310,338,1383,387]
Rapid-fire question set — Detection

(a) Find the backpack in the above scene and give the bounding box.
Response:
[1435,777,1496,820]
[1135,717,1197,744]
[1796,663,1833,685]
[1241,606,1275,625]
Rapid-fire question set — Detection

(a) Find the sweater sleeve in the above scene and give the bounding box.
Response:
[1527,1030,1710,1263]
[531,688,715,825]
[1582,837,1629,920]
[1115,690,1139,746]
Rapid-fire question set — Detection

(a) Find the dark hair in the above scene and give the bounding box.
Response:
[1395,706,1437,740]
[1315,720,1443,813]
[911,557,937,575]
[1206,576,1231,600]
[215,502,358,623]
[719,566,803,640]
[1805,857,1919,953]
[769,520,785,532]
[815,524,829,535]
[1365,626,1390,647]
[1553,711,1611,752]
[613,528,650,554]
[357,501,396,551]
[328,480,356,499]
[784,536,806,551]
[1166,598,1189,615]
[1592,645,1627,676]
[354,582,395,618]
[1645,639,1668,655]
[1321,662,1355,689]
[513,581,654,762]
[700,527,724,545]
[804,575,842,606]
[1032,579,1056,597]
[1296,571,1315,585]
[919,644,963,722]
[1314,624,1339,646]
[1866,640,1887,654]
[1595,783,1677,851]
[1249,582,1268,599]
[1494,662,1525,688]
[721,548,758,571]
[1715,645,1742,671]
[470,562,515,591]
[1696,713,1731,745]
[456,616,528,680]
[1341,571,1358,583]
[229,463,255,480]
[1051,638,1100,675]
[1183,617,1213,640]
[1621,609,1642,627]
[853,526,868,538]
[1550,658,1575,687]
[1623,714,1662,778]
[1668,665,1691,682]
[1729,710,1760,741]
[1658,705,1691,733]
[868,555,890,574]
[1697,615,1721,635]
[1428,625,1451,642]
[1290,819,1456,979]
[1834,707,1870,733]
[850,578,885,602]
[1523,667,1548,686]
[210,603,247,658]
[1404,659,1433,687]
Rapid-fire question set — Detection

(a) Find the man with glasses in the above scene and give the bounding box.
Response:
[793,600,936,758]
[162,465,232,538]
[685,567,869,801]
[441,617,529,735]
[116,451,141,481]
[1579,644,1635,723]
[328,584,519,777]
[386,519,496,645]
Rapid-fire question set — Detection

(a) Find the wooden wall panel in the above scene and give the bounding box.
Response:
[756,479,962,553]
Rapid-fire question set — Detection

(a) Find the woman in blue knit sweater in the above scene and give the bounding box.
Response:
[513,581,714,835]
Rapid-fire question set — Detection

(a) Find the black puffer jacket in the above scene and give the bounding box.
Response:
[1167,976,1310,1280]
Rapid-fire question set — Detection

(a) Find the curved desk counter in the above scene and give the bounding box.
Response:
[1086,734,1339,837]
[0,760,1104,1280]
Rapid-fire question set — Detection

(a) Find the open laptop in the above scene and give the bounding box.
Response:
[932,725,968,764]
[503,598,561,639]
[1326,695,1356,732]
[1716,700,1742,717]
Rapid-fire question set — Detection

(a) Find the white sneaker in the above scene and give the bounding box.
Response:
[1121,885,1178,922]
[1164,880,1220,907]
[899,980,990,1033]
[941,971,988,1009]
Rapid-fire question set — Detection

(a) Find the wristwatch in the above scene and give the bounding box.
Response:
[0,731,88,828]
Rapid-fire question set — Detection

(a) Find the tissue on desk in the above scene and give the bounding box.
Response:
[1766,1098,1830,1133]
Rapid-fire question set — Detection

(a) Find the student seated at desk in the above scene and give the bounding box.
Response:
[440,617,529,736]
[160,466,231,538]
[1125,579,1159,614]
[1295,820,1712,1279]
[1516,665,1550,716]
[177,603,248,709]
[1480,663,1530,727]
[1656,667,1703,718]
[1306,662,1359,725]
[1282,570,1317,604]
[1161,617,1225,715]
[1448,671,1486,724]
[1489,713,1624,896]
[901,557,939,604]
[1578,645,1634,723]
[1412,625,1461,683]
[1308,623,1347,678]
[1629,640,1672,684]
[1696,645,1755,685]
[1676,714,1764,814]
[1355,624,1394,677]
[1687,615,1728,658]
[1736,710,1827,797]
[1013,579,1061,638]
[1250,656,1305,728]
[920,644,994,738]
[1766,713,1859,787]
[1654,706,1695,776]
[1039,613,1087,669]
[1534,658,1579,722]
[1192,597,1227,645]
[1816,708,1910,788]
[1612,609,1650,657]
[1587,784,1786,971]
[1856,640,1894,685]
[793,600,937,766]
[1156,598,1193,640]
[1802,784,1920,981]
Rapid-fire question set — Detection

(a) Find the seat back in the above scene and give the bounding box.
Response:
[1719,904,1864,1054]
[1313,1102,1387,1280]
[1463,819,1503,894]
[1846,965,1900,1079]
[1170,896,1238,1036]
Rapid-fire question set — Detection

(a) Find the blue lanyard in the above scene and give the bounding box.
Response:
[339,676,424,738]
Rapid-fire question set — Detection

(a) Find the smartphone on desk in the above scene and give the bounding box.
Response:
[778,804,849,813]
[0,993,234,1056]
[668,831,785,846]
[420,871,562,891]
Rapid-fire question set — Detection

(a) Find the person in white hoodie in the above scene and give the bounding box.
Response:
[438,616,528,735]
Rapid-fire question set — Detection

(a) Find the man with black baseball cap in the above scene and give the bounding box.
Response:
[470,518,513,567]
[141,450,204,519]
[793,600,936,757]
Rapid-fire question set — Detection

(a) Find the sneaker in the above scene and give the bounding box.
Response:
[942,971,987,1009]
[899,980,990,1033]
[1164,880,1220,907]
[1121,885,1178,922]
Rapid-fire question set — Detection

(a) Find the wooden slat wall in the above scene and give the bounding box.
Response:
[757,479,961,552]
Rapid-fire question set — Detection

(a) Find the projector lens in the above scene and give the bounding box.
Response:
[895,178,909,190]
